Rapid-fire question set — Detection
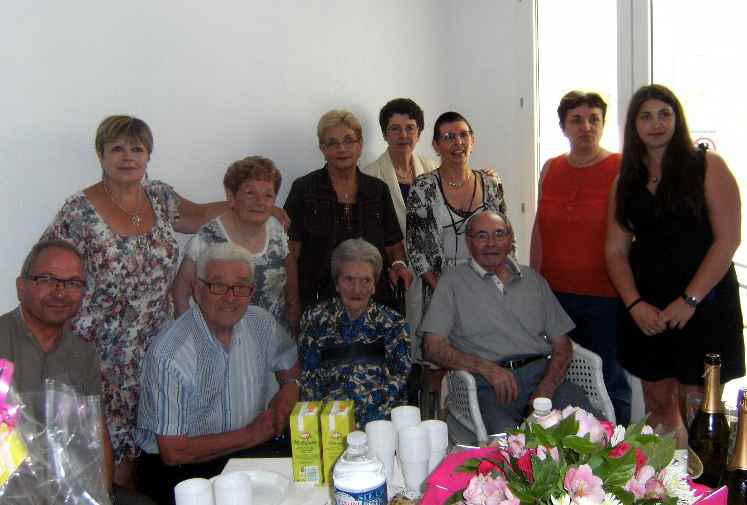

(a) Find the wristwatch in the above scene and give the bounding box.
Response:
[681,293,699,308]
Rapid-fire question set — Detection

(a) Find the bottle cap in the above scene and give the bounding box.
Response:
[347,431,367,446]
[533,397,552,413]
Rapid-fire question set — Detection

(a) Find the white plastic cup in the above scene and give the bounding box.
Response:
[397,424,430,463]
[400,458,429,496]
[421,419,449,472]
[428,448,447,473]
[391,406,421,434]
[174,478,214,505]
[213,472,252,505]
[366,420,396,481]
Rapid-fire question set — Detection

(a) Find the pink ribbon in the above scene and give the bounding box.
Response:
[0,359,19,429]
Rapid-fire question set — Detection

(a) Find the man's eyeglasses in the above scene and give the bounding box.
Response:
[25,274,85,291]
[321,136,359,150]
[467,229,511,242]
[199,279,253,297]
[439,130,473,143]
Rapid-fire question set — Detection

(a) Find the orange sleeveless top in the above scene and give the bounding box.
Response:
[537,153,620,297]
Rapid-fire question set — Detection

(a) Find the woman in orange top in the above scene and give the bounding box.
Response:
[530,91,630,425]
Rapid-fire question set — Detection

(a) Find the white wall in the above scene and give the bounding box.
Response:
[0,0,534,312]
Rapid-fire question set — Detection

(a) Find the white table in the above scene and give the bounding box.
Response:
[222,457,405,505]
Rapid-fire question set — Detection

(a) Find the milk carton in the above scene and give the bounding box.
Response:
[321,400,356,485]
[290,401,323,484]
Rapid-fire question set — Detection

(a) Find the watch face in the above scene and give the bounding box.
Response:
[682,294,698,307]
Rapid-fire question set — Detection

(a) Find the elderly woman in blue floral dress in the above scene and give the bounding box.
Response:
[298,238,412,427]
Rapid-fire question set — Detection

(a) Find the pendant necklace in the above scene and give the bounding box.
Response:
[104,182,145,227]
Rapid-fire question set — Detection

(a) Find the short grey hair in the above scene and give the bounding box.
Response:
[21,239,85,277]
[330,238,382,283]
[465,210,513,237]
[196,243,255,281]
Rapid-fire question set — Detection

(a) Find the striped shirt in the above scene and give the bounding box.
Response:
[135,305,297,454]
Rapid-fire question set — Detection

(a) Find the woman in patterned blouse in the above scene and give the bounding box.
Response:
[298,238,412,427]
[42,115,225,489]
[172,155,292,331]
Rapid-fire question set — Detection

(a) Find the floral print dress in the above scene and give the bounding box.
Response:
[184,215,289,329]
[42,179,180,462]
[298,298,412,428]
[406,171,507,310]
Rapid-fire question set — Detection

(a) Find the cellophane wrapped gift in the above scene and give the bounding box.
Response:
[0,359,110,505]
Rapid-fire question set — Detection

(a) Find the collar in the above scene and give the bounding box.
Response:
[192,305,240,352]
[319,165,378,199]
[330,297,375,324]
[469,257,522,281]
[13,306,67,354]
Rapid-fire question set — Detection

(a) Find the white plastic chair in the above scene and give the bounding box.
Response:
[442,342,616,445]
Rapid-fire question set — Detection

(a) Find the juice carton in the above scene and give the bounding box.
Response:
[290,401,323,484]
[321,400,356,485]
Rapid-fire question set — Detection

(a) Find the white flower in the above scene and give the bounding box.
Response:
[641,425,654,435]
[659,465,697,505]
[610,425,626,447]
[550,493,622,505]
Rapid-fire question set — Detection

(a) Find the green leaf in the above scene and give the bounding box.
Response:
[609,486,634,505]
[624,417,646,443]
[646,436,676,470]
[552,415,580,439]
[604,462,636,487]
[455,459,480,473]
[531,423,559,447]
[444,491,464,505]
[562,435,599,455]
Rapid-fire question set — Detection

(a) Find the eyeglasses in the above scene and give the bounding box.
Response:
[439,130,473,143]
[321,136,359,150]
[467,229,511,242]
[386,124,419,135]
[199,279,253,297]
[25,274,85,291]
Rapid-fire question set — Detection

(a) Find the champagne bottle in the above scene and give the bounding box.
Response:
[689,353,730,488]
[724,394,747,505]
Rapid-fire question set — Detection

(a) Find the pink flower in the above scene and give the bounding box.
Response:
[537,409,564,429]
[507,433,527,458]
[624,465,656,499]
[600,420,615,442]
[462,474,519,505]
[536,445,559,462]
[645,476,667,500]
[563,464,605,503]
[608,441,631,459]
[516,451,534,481]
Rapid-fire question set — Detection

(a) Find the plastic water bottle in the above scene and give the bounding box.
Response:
[528,397,553,425]
[333,431,387,505]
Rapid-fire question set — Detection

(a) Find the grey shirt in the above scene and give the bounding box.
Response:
[420,260,574,362]
[0,307,102,422]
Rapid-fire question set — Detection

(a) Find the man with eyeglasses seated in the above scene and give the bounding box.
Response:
[420,210,595,434]
[136,242,299,505]
[0,239,126,503]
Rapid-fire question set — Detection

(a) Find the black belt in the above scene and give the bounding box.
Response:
[498,355,549,370]
[319,341,386,366]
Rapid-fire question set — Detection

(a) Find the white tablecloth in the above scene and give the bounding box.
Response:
[222,457,405,505]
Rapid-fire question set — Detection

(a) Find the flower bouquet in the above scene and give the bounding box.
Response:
[440,406,696,505]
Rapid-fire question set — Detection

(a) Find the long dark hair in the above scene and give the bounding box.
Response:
[615,84,706,230]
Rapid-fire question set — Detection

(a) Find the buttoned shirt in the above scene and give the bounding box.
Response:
[420,261,574,362]
[136,305,297,454]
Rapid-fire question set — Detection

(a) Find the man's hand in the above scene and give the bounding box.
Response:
[268,384,299,436]
[388,262,413,289]
[243,409,275,447]
[481,362,518,404]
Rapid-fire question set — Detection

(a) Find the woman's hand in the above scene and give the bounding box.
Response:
[629,301,668,336]
[388,262,413,289]
[270,206,291,231]
[660,297,696,330]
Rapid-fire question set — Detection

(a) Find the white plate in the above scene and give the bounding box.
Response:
[211,470,290,504]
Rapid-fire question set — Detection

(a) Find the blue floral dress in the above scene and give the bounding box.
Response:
[184,215,289,328]
[42,179,180,462]
[298,298,412,428]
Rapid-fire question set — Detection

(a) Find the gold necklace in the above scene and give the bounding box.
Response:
[104,182,145,227]
[446,170,472,189]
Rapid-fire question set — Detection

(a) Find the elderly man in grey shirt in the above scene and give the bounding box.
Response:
[420,210,592,433]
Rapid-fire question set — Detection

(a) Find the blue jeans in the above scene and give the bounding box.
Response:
[554,292,631,426]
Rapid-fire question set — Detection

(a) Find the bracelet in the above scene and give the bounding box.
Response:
[626,298,643,312]
[391,260,407,270]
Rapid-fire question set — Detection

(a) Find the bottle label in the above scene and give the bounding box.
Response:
[334,481,387,505]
